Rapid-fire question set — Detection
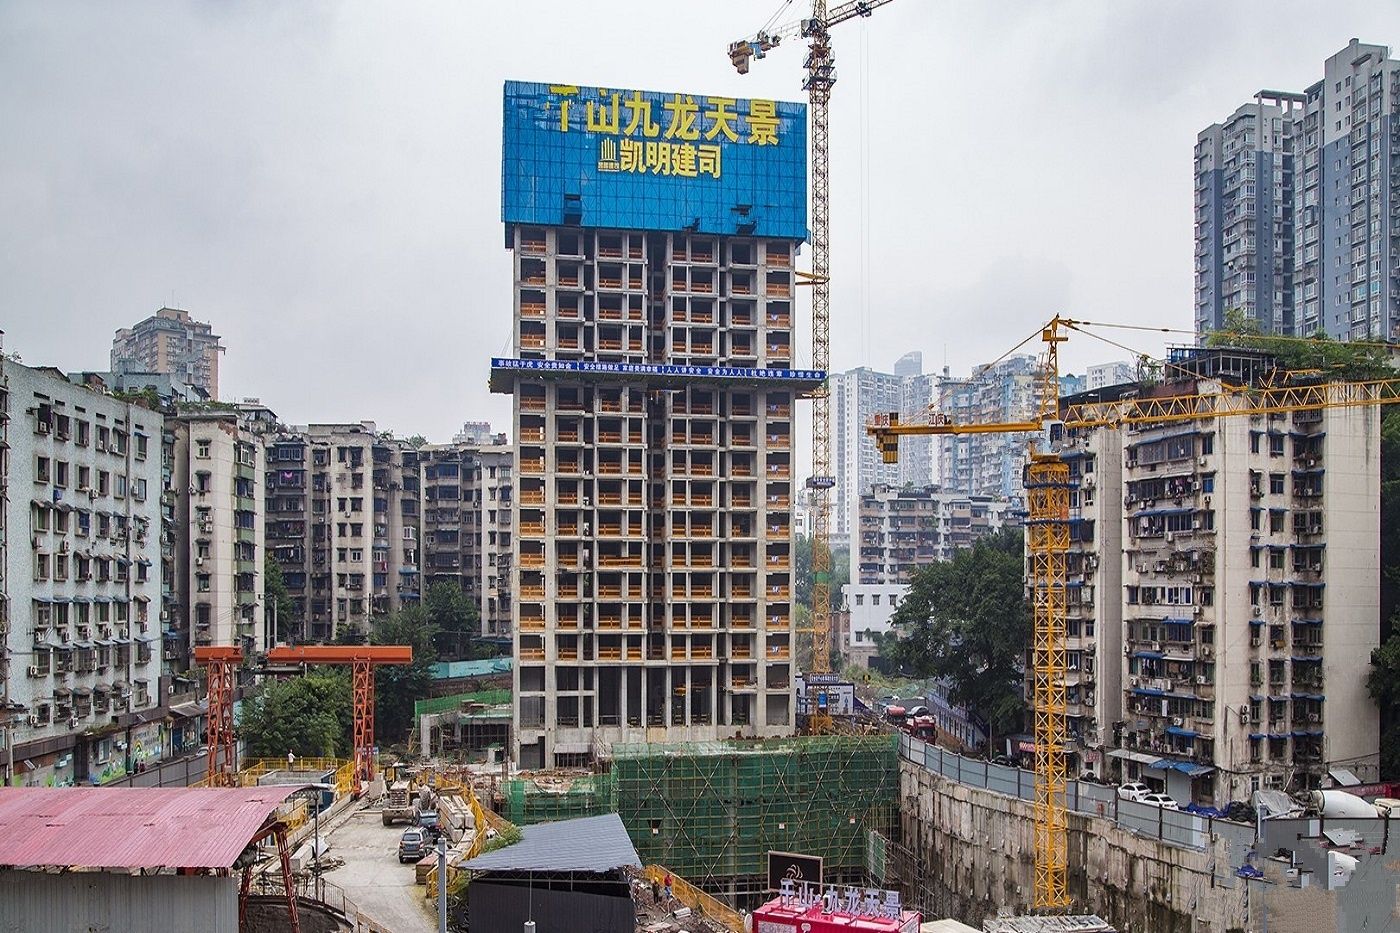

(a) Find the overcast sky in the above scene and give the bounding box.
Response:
[1,2,1394,444]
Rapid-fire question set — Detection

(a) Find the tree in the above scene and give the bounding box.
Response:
[877,529,1030,738]
[1369,634,1400,779]
[239,670,352,758]
[372,606,439,743]
[264,554,297,644]
[1206,309,1395,381]
[423,581,485,659]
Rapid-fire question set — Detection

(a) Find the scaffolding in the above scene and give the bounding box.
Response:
[611,735,898,900]
[501,771,616,825]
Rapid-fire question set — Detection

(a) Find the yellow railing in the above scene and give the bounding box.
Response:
[643,866,744,933]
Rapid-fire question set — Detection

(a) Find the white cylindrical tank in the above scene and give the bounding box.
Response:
[1313,790,1381,818]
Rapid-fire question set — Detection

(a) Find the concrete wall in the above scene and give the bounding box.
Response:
[896,758,1251,932]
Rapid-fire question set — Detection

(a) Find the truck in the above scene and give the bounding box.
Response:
[382,781,417,826]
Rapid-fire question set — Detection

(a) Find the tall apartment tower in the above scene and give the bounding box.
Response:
[1194,99,1298,335]
[829,359,941,551]
[495,81,812,768]
[421,438,516,640]
[1195,40,1400,341]
[111,308,224,400]
[4,362,165,787]
[265,424,420,642]
[830,368,901,550]
[937,355,1044,499]
[1057,348,1379,803]
[172,413,266,654]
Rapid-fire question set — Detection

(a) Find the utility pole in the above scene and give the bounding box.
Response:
[0,330,10,786]
[437,836,448,933]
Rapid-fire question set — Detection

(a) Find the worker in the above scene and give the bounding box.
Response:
[663,872,673,903]
[651,877,661,904]
[287,750,296,770]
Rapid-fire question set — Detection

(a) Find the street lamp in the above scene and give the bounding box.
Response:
[301,782,335,901]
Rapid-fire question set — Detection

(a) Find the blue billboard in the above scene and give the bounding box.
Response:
[502,81,807,240]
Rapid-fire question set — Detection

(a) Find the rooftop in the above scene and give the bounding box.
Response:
[0,785,308,872]
[461,813,640,874]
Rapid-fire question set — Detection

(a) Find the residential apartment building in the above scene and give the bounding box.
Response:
[937,355,1045,499]
[111,307,225,399]
[496,226,811,769]
[830,368,901,550]
[855,483,1015,585]
[1056,348,1379,804]
[1085,361,1136,391]
[3,362,165,787]
[1195,40,1400,341]
[829,357,941,550]
[265,424,421,642]
[172,413,266,653]
[420,438,515,639]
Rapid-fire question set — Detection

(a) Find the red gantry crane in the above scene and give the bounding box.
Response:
[729,0,897,683]
[195,644,413,791]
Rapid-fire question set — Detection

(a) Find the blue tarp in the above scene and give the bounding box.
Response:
[1150,758,1214,777]
[1165,726,1198,738]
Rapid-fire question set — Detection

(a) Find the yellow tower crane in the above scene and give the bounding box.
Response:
[870,316,1400,911]
[729,0,897,681]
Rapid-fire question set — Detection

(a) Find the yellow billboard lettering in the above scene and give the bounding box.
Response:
[586,91,620,134]
[662,94,701,140]
[619,138,645,173]
[645,141,672,176]
[597,138,620,172]
[672,143,698,178]
[558,99,571,132]
[697,144,722,178]
[703,97,740,143]
[623,91,661,138]
[746,99,780,146]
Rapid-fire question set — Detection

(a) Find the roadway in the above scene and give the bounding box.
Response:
[322,805,440,933]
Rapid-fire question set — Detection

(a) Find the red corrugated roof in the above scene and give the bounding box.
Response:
[0,785,308,871]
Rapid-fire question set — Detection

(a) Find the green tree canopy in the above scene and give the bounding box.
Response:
[1206,308,1395,381]
[423,581,487,659]
[264,554,297,644]
[372,605,439,743]
[877,529,1030,737]
[239,670,352,759]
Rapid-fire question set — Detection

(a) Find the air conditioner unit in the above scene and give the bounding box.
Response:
[59,539,70,553]
[1195,675,1207,685]
[1192,520,1202,530]
[1202,645,1214,658]
[1193,574,1203,584]
[26,665,40,677]
[1166,532,1175,543]
[1250,635,1262,647]
[196,557,204,566]
[1252,606,1262,616]
[1172,716,1184,727]
[1203,495,1211,507]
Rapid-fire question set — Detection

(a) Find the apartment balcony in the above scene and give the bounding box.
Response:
[519,616,545,632]
[520,457,545,474]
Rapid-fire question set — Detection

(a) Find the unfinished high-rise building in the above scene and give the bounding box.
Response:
[494,81,813,768]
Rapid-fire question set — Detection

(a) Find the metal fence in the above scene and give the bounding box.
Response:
[102,751,208,788]
[899,733,1255,871]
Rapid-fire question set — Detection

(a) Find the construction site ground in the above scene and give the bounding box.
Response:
[321,804,438,933]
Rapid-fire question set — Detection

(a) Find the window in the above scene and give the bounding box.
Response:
[33,505,49,532]
[197,574,211,592]
[1250,433,1260,454]
[114,475,127,499]
[1269,473,1285,494]
[1268,434,1285,456]
[96,426,109,451]
[34,552,49,581]
[98,471,110,496]
[76,420,89,446]
[36,456,50,483]
[196,439,211,459]
[1250,509,1261,531]
[1269,550,1284,570]
[55,461,69,488]
[855,594,864,606]
[135,434,148,459]
[871,594,881,606]
[52,554,67,581]
[1269,511,1285,533]
[77,465,90,490]
[132,478,147,501]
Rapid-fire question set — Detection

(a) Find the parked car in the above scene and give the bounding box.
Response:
[905,705,930,718]
[398,827,427,863]
[1140,793,1180,810]
[1117,782,1152,802]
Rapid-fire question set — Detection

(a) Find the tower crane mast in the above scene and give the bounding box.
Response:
[871,317,1400,911]
[730,0,896,681]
